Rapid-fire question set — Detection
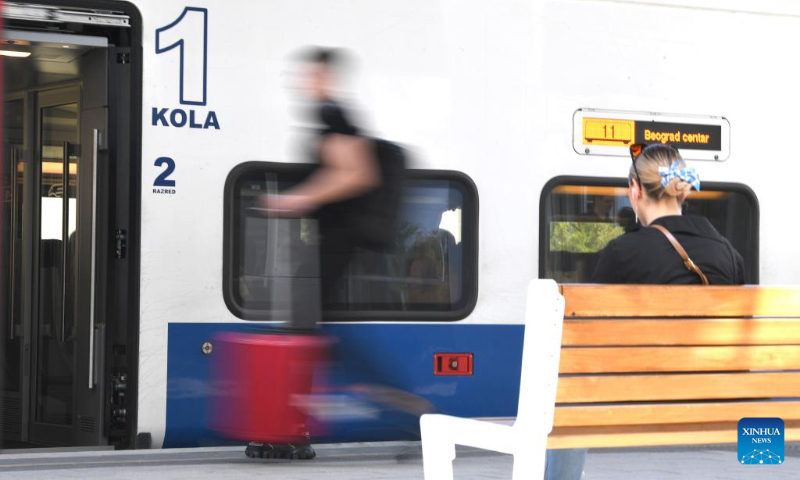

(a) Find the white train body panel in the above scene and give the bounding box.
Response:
[120,0,800,446]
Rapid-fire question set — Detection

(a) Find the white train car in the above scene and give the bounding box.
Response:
[0,0,796,450]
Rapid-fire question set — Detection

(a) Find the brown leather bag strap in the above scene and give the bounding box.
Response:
[650,224,710,286]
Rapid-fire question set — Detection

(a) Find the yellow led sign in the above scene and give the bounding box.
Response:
[573,109,729,161]
[582,118,635,146]
[582,117,722,150]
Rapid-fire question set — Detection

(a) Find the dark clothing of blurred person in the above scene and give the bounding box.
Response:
[313,100,372,303]
[264,49,382,304]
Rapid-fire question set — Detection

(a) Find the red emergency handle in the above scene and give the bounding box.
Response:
[433,353,473,376]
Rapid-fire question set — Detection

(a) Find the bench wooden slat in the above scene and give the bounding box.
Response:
[547,421,800,449]
[554,401,800,427]
[544,284,800,450]
[560,346,800,373]
[557,372,800,403]
[562,319,800,346]
[560,285,800,318]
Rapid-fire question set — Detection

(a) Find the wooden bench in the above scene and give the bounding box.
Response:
[550,284,800,449]
[421,280,800,479]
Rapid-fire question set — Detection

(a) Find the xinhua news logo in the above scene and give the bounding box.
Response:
[738,418,784,465]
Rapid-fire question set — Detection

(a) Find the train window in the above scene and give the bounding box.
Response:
[224,163,478,321]
[539,177,759,284]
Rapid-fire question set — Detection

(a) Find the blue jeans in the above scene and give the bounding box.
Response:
[544,448,587,480]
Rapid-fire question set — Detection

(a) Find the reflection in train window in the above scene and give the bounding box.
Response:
[540,179,758,284]
[224,164,478,321]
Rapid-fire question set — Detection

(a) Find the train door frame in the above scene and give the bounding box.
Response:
[29,85,86,446]
[2,89,32,446]
[1,0,142,448]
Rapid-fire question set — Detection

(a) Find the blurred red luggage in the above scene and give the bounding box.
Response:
[211,180,327,452]
[211,331,328,444]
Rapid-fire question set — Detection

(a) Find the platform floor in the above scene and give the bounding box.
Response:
[0,442,797,479]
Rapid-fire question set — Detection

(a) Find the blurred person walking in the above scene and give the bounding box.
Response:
[234,47,405,461]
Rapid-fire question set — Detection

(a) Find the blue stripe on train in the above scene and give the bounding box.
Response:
[163,323,524,448]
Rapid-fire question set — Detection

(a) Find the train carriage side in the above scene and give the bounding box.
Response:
[2,0,798,450]
[147,0,796,448]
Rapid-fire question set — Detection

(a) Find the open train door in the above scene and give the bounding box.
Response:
[1,2,141,449]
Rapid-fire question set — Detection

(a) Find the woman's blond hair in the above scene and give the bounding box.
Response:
[630,144,692,200]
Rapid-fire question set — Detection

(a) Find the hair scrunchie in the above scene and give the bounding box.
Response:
[658,160,700,192]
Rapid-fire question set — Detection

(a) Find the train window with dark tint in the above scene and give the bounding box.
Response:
[224,163,478,321]
[539,177,758,284]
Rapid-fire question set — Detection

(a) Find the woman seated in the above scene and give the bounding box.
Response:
[545,142,745,480]
[592,143,744,284]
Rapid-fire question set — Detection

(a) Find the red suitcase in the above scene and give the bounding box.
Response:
[211,331,328,444]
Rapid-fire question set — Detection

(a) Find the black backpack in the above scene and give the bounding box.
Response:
[349,139,407,250]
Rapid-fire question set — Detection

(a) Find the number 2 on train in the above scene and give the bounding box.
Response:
[154,157,176,187]
[155,7,208,106]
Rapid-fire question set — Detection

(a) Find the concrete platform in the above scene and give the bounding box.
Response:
[0,442,797,479]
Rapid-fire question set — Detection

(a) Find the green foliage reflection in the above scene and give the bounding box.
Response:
[550,221,624,253]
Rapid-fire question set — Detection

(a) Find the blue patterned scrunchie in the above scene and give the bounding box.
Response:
[658,160,700,192]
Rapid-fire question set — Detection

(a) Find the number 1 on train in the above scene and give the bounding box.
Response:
[156,7,209,106]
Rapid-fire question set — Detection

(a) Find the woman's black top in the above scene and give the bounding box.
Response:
[592,215,746,285]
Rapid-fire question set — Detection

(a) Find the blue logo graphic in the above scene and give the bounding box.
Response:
[738,417,784,465]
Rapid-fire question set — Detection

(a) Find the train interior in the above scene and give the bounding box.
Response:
[1,3,139,449]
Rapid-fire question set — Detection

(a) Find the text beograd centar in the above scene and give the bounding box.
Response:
[644,129,710,145]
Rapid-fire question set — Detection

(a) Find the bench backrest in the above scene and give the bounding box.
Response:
[547,284,800,449]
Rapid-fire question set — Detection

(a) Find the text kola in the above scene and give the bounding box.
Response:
[152,107,220,129]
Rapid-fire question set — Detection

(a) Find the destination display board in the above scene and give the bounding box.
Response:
[573,109,730,161]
